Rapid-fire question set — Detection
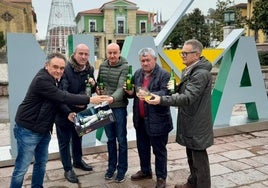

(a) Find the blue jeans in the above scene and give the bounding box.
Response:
[104,107,128,177]
[10,124,51,188]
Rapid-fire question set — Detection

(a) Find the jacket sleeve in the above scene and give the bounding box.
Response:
[151,70,170,96]
[35,76,89,105]
[160,69,210,107]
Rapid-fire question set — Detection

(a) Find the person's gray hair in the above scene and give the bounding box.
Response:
[184,39,203,53]
[138,47,157,58]
[46,52,67,63]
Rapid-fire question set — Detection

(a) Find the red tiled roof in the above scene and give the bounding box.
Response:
[79,8,102,15]
[137,10,151,15]
[8,0,32,3]
[79,9,153,16]
[235,3,247,9]
[78,1,154,16]
[100,0,136,9]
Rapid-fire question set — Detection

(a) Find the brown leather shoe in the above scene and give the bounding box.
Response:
[131,170,152,181]
[174,183,193,188]
[156,178,166,188]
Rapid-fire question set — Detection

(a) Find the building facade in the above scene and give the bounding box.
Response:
[0,0,36,46]
[246,0,266,43]
[75,0,156,61]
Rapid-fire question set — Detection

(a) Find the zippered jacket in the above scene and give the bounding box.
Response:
[160,57,214,150]
[15,68,89,134]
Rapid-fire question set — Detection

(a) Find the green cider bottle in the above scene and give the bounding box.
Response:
[126,65,133,90]
[85,74,92,97]
[168,69,176,95]
[98,75,105,94]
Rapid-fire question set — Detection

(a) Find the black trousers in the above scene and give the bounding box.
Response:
[56,121,83,171]
[135,119,169,179]
[186,148,211,188]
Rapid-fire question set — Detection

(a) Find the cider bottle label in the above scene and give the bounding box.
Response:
[126,65,133,90]
[168,69,176,94]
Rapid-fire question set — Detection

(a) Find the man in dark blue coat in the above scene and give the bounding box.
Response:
[124,47,173,188]
[55,44,97,183]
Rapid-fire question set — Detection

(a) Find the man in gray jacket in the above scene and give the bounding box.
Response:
[147,39,214,188]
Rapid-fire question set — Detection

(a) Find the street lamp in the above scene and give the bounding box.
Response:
[224,10,235,26]
[223,10,236,39]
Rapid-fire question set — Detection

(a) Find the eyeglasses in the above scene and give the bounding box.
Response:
[180,51,197,57]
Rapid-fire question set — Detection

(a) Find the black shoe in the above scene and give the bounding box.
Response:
[105,171,114,180]
[64,170,78,183]
[73,160,93,171]
[115,174,126,183]
[156,178,166,188]
[131,170,152,181]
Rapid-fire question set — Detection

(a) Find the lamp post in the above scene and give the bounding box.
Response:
[223,10,235,39]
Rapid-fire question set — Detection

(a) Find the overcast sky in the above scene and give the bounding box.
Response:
[32,0,247,40]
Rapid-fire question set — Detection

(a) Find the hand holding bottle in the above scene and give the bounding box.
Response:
[96,75,107,95]
[85,74,95,97]
[123,82,134,95]
[87,77,95,87]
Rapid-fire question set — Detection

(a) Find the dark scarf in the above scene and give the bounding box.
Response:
[69,55,91,72]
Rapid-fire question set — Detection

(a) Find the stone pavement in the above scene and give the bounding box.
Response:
[0,129,268,188]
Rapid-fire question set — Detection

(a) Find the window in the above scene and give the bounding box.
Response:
[118,20,124,34]
[89,19,97,32]
[116,16,125,34]
[140,21,146,33]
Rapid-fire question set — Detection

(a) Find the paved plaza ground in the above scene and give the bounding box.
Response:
[0,129,267,188]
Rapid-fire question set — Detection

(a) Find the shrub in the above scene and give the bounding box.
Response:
[258,51,268,66]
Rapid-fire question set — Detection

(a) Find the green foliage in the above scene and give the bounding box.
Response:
[165,8,210,48]
[0,31,5,49]
[165,0,246,48]
[258,51,268,66]
[209,0,246,41]
[247,0,268,39]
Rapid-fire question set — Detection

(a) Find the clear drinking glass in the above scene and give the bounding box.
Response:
[135,86,151,100]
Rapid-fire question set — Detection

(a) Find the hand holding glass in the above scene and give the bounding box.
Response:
[135,86,152,100]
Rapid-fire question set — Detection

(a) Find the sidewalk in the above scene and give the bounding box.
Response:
[0,128,268,188]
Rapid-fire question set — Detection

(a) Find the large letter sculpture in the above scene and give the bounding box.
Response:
[212,36,268,126]
[6,0,268,160]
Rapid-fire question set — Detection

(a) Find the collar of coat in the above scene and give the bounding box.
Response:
[69,55,91,72]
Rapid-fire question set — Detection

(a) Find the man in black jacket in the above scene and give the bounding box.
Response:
[55,44,96,183]
[10,52,106,188]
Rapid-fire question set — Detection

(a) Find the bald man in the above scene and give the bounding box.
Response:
[97,43,129,183]
[55,44,96,183]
